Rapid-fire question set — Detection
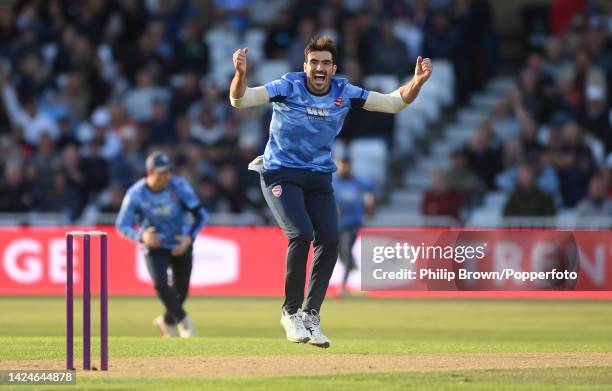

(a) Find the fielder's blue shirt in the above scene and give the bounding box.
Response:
[116,176,207,249]
[333,175,375,229]
[263,72,369,173]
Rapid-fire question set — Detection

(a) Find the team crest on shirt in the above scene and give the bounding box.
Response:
[272,185,283,197]
[334,97,344,107]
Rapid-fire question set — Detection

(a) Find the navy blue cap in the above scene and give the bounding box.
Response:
[146,151,173,173]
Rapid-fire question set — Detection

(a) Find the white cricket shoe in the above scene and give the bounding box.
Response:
[153,315,178,337]
[177,314,196,338]
[280,309,310,343]
[302,310,330,348]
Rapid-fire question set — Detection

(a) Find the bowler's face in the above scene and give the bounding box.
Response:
[304,51,336,94]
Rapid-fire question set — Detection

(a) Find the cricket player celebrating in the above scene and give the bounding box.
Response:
[116,151,207,338]
[230,36,431,347]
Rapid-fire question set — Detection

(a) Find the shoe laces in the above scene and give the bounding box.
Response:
[305,309,320,328]
[286,311,305,327]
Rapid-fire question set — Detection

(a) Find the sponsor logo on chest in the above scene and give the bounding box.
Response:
[149,193,176,216]
[306,106,331,120]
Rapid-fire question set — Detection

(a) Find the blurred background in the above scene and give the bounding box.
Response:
[0,0,610,229]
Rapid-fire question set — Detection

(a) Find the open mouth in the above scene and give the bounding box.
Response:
[313,73,326,82]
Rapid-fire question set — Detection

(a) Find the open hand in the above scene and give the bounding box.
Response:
[233,47,249,76]
[414,56,432,85]
[171,235,192,256]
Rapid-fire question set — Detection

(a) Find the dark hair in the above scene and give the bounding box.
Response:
[304,35,337,64]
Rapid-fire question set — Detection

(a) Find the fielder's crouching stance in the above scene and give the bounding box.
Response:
[116,151,207,338]
[230,36,431,347]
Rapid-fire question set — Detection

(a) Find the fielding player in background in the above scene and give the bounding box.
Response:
[116,151,207,338]
[230,36,432,347]
[333,157,376,297]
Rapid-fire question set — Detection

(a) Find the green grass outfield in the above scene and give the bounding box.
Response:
[0,297,611,390]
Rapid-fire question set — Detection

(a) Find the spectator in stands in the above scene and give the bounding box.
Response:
[577,85,612,154]
[287,18,316,70]
[59,72,92,123]
[340,60,395,147]
[187,81,228,125]
[190,107,224,146]
[27,132,58,192]
[463,124,502,190]
[55,115,78,151]
[92,182,126,214]
[542,36,570,81]
[90,108,122,160]
[500,138,525,171]
[1,71,58,147]
[0,160,33,212]
[216,164,250,213]
[553,121,596,207]
[0,135,21,167]
[445,150,483,206]
[60,143,87,212]
[423,11,456,61]
[213,0,254,33]
[15,52,49,96]
[523,52,556,121]
[490,96,520,141]
[176,140,215,185]
[452,0,497,92]
[123,68,170,122]
[503,164,556,217]
[392,14,424,61]
[422,172,463,221]
[170,70,202,117]
[0,0,522,226]
[145,98,176,146]
[337,14,368,65]
[575,175,612,217]
[364,19,410,78]
[570,47,607,111]
[519,115,545,157]
[81,139,110,201]
[39,87,70,124]
[109,129,143,191]
[317,7,340,45]
[36,170,81,222]
[518,68,547,123]
[264,8,294,59]
[196,174,219,213]
[586,24,612,73]
[496,150,562,207]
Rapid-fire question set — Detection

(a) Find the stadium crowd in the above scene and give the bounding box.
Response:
[421,1,612,223]
[0,0,496,224]
[0,0,609,225]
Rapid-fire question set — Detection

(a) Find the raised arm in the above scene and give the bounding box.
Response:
[229,47,269,108]
[363,56,433,114]
[0,72,28,128]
